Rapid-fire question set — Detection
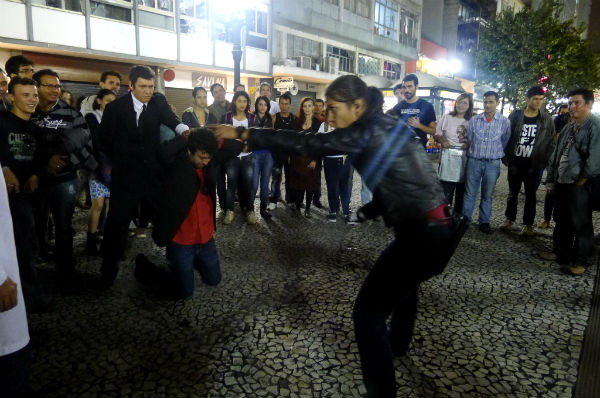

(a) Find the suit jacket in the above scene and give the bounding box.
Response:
[152,135,242,247]
[97,92,183,193]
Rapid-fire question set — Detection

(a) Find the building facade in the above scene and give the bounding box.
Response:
[271,0,422,110]
[0,0,273,109]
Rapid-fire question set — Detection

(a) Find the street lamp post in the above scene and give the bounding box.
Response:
[231,17,243,88]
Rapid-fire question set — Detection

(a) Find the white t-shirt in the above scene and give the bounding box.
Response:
[435,114,469,147]
[232,118,252,158]
[269,101,280,115]
[318,122,343,158]
[0,161,30,357]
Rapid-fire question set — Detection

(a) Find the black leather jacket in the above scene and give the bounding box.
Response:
[248,112,447,227]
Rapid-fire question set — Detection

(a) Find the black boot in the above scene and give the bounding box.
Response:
[260,203,272,219]
[85,232,99,256]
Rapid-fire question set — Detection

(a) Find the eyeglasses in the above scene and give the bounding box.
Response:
[40,84,62,90]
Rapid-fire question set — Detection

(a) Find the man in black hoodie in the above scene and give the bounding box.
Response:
[135,129,242,298]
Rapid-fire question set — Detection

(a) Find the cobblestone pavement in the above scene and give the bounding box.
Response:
[29,166,599,398]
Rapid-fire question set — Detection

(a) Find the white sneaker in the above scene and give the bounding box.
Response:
[223,210,234,225]
[267,202,277,211]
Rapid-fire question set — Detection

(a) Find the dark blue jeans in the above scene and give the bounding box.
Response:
[323,157,353,215]
[252,151,273,208]
[225,154,255,212]
[35,176,79,273]
[166,239,221,299]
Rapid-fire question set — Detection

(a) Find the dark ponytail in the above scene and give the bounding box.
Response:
[325,75,383,121]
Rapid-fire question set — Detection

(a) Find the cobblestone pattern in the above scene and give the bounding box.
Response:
[29,167,599,398]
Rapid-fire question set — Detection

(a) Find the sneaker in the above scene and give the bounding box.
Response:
[260,209,272,219]
[538,251,557,261]
[313,199,323,209]
[136,228,147,239]
[538,220,551,229]
[520,225,535,237]
[267,202,277,211]
[246,211,257,225]
[561,264,586,276]
[327,213,337,223]
[478,223,492,234]
[500,219,514,230]
[222,210,234,225]
[344,213,358,225]
[304,209,312,218]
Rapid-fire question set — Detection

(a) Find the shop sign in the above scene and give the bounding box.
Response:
[439,90,462,100]
[192,72,227,90]
[274,77,294,90]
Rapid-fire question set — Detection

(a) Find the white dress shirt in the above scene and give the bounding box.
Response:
[0,161,30,357]
[269,100,280,116]
[131,93,189,134]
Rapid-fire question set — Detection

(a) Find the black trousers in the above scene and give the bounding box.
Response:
[0,343,31,398]
[440,181,465,214]
[505,163,540,225]
[543,190,556,223]
[101,187,160,282]
[8,193,41,306]
[353,220,457,398]
[553,183,594,266]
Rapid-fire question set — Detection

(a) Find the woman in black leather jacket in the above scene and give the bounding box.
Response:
[213,75,463,398]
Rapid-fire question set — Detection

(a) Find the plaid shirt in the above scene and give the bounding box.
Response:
[467,111,511,160]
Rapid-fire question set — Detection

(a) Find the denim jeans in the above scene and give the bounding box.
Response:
[225,154,255,212]
[166,239,221,299]
[35,176,79,273]
[323,157,353,215]
[361,179,372,205]
[505,163,540,225]
[462,158,501,224]
[553,183,594,266]
[252,151,273,208]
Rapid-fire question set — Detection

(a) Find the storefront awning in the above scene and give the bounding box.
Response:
[390,72,464,92]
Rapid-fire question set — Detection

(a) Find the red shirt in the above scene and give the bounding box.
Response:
[172,169,214,245]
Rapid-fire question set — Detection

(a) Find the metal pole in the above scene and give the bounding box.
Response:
[232,18,243,87]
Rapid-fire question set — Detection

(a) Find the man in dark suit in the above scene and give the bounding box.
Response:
[96,65,189,288]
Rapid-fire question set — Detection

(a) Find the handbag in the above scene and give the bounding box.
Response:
[438,146,467,183]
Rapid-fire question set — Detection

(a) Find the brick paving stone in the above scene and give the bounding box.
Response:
[26,167,599,397]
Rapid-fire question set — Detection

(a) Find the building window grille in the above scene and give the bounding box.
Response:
[326,45,354,73]
[33,0,83,12]
[344,0,370,18]
[358,54,380,76]
[374,0,397,38]
[90,0,133,23]
[383,61,402,80]
[179,0,209,36]
[399,8,418,48]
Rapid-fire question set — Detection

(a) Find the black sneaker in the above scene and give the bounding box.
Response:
[327,213,337,222]
[478,223,492,234]
[344,212,358,225]
[313,199,323,209]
